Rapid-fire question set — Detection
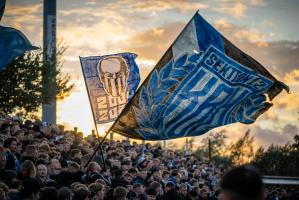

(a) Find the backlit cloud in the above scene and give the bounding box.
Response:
[214,0,265,17]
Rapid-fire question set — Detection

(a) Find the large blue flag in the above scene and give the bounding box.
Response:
[110,12,289,140]
[0,26,37,71]
[80,53,141,124]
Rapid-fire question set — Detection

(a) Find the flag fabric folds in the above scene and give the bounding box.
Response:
[110,12,289,140]
[80,53,141,124]
[0,26,38,71]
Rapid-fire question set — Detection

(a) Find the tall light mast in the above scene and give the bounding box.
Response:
[42,0,56,124]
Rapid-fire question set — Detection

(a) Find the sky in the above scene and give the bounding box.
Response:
[2,0,299,148]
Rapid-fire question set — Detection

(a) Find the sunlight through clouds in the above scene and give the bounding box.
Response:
[3,0,299,148]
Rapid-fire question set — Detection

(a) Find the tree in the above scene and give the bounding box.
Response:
[201,130,227,158]
[228,129,255,166]
[0,46,74,118]
[253,135,299,176]
[193,130,232,166]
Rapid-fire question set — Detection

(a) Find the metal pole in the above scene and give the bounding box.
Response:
[185,138,189,155]
[110,132,114,141]
[208,139,212,162]
[42,0,56,124]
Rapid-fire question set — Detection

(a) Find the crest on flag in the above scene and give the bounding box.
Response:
[80,53,140,124]
[110,12,289,140]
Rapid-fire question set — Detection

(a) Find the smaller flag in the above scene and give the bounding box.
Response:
[0,26,38,70]
[80,53,141,124]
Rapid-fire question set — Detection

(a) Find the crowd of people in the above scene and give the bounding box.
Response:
[0,116,298,200]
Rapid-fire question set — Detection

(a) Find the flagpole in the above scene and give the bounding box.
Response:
[79,57,106,169]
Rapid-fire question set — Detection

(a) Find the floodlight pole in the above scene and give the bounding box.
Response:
[42,0,57,124]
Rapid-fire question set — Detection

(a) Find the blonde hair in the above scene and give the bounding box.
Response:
[22,160,36,177]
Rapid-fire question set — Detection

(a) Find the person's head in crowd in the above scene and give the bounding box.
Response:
[88,182,105,200]
[113,186,127,200]
[146,188,156,200]
[70,149,82,162]
[23,144,38,159]
[73,185,90,200]
[190,178,199,187]
[151,170,161,182]
[179,183,188,197]
[137,170,147,180]
[63,141,71,153]
[187,189,198,200]
[39,143,51,153]
[38,152,50,164]
[86,161,101,175]
[57,186,72,200]
[152,158,160,169]
[81,153,93,167]
[220,165,264,200]
[70,182,81,191]
[199,188,210,200]
[149,181,163,197]
[162,170,170,182]
[95,178,107,187]
[38,186,58,200]
[68,161,80,173]
[3,137,18,153]
[128,168,137,179]
[20,160,36,179]
[164,181,175,193]
[122,173,133,184]
[0,146,6,169]
[133,183,144,196]
[20,178,40,200]
[121,160,131,172]
[48,158,62,175]
[12,129,25,141]
[37,164,48,180]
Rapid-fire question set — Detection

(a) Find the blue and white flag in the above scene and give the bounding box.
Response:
[80,53,141,124]
[0,26,38,71]
[110,12,289,140]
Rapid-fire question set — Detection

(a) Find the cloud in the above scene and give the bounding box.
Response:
[213,0,265,17]
[122,22,184,62]
[214,19,299,74]
[215,2,247,17]
[1,3,42,43]
[105,0,208,14]
[252,124,298,147]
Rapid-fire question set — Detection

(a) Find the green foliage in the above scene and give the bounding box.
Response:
[253,135,299,176]
[0,46,74,118]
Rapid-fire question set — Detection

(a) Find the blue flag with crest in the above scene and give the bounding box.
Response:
[110,12,289,140]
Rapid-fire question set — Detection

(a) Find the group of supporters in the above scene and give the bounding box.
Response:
[0,116,298,200]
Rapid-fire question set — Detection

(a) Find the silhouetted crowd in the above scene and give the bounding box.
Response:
[0,116,298,200]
